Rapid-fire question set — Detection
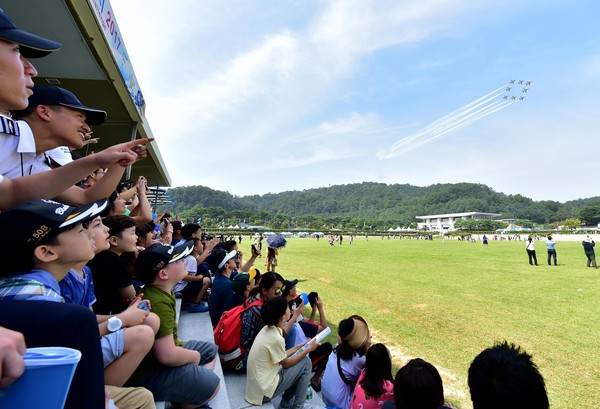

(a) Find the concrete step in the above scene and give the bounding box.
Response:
[224,370,326,409]
[178,309,231,409]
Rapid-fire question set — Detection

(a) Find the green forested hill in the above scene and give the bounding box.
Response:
[164,182,600,227]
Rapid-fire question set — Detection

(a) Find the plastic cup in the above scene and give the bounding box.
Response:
[0,347,81,409]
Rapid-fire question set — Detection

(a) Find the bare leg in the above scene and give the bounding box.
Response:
[104,325,154,386]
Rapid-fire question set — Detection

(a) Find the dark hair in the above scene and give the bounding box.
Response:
[360,343,393,399]
[181,223,201,240]
[261,296,289,326]
[336,315,369,360]
[135,222,153,238]
[101,190,120,217]
[259,272,284,300]
[468,341,548,409]
[102,215,136,237]
[222,240,237,252]
[171,221,182,234]
[394,358,444,409]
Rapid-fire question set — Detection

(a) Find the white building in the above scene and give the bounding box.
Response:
[416,212,501,232]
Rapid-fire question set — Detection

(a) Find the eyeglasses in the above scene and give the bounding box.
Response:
[274,285,285,295]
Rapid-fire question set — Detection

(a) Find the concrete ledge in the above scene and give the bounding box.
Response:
[224,370,325,409]
[178,309,231,409]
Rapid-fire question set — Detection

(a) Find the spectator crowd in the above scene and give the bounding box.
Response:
[0,8,550,409]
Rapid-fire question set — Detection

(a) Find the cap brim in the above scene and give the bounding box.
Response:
[59,103,107,126]
[169,241,194,264]
[46,146,73,166]
[218,250,237,269]
[60,200,108,229]
[0,28,62,59]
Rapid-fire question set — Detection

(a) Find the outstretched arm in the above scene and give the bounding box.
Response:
[0,138,153,209]
[52,139,153,205]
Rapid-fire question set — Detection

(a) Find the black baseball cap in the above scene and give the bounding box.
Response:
[27,85,107,125]
[135,241,194,284]
[0,199,108,248]
[0,9,61,58]
[282,279,298,297]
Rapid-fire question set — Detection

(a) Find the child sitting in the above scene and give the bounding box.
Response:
[321,315,372,409]
[245,296,319,409]
[0,199,107,301]
[59,215,159,387]
[89,215,139,314]
[351,343,394,409]
[230,267,260,307]
[172,238,211,313]
[126,241,220,407]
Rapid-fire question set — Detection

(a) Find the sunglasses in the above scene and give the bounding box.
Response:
[274,285,285,295]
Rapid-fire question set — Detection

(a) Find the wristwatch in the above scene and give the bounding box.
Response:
[107,316,123,333]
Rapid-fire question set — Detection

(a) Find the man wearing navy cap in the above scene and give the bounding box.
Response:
[0,81,150,205]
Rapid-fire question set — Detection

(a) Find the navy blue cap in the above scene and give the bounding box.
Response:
[0,199,108,247]
[0,9,61,58]
[28,85,107,125]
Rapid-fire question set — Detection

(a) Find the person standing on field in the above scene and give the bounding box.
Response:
[582,236,597,269]
[526,237,538,266]
[545,236,557,266]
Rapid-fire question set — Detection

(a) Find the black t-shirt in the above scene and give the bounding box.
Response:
[88,250,133,315]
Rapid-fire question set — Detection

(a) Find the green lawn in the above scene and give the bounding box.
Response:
[241,236,600,408]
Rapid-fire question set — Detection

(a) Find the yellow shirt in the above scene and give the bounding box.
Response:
[245,325,287,404]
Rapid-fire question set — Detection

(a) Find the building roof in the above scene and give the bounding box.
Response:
[416,212,502,220]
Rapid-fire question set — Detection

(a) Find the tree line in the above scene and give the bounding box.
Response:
[158,182,600,231]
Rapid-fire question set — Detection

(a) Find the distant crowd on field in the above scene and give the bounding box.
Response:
[0,8,553,409]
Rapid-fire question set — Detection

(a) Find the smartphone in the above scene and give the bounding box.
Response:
[138,300,151,312]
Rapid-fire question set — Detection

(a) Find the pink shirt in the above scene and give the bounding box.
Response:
[350,370,394,409]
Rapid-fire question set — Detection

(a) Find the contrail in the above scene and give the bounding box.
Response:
[378,83,527,159]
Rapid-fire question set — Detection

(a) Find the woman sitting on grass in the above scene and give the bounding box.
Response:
[351,343,394,409]
[321,315,371,409]
[245,296,319,409]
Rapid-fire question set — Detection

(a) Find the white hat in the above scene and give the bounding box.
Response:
[46,146,73,166]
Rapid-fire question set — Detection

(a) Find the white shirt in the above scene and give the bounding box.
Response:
[0,120,52,178]
[321,349,366,409]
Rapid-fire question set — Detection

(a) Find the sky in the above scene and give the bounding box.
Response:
[110,0,599,203]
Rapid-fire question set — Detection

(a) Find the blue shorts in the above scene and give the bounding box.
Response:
[101,329,125,368]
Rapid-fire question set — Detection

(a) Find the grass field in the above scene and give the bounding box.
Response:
[240,236,599,408]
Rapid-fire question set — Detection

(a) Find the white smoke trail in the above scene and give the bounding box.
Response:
[378,84,522,159]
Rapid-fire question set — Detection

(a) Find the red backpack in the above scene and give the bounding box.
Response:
[213,299,262,368]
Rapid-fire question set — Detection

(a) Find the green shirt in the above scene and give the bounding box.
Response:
[125,285,182,385]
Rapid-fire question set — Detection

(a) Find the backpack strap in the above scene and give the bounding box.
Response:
[337,352,356,387]
[242,300,263,318]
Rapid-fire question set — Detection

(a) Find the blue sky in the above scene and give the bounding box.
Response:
[111,0,599,202]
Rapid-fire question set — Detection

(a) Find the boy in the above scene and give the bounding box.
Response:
[60,215,159,388]
[127,241,221,407]
[0,199,107,300]
[208,248,239,326]
[89,215,138,314]
[245,296,318,408]
[230,267,260,307]
[172,238,211,312]
[4,85,150,206]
